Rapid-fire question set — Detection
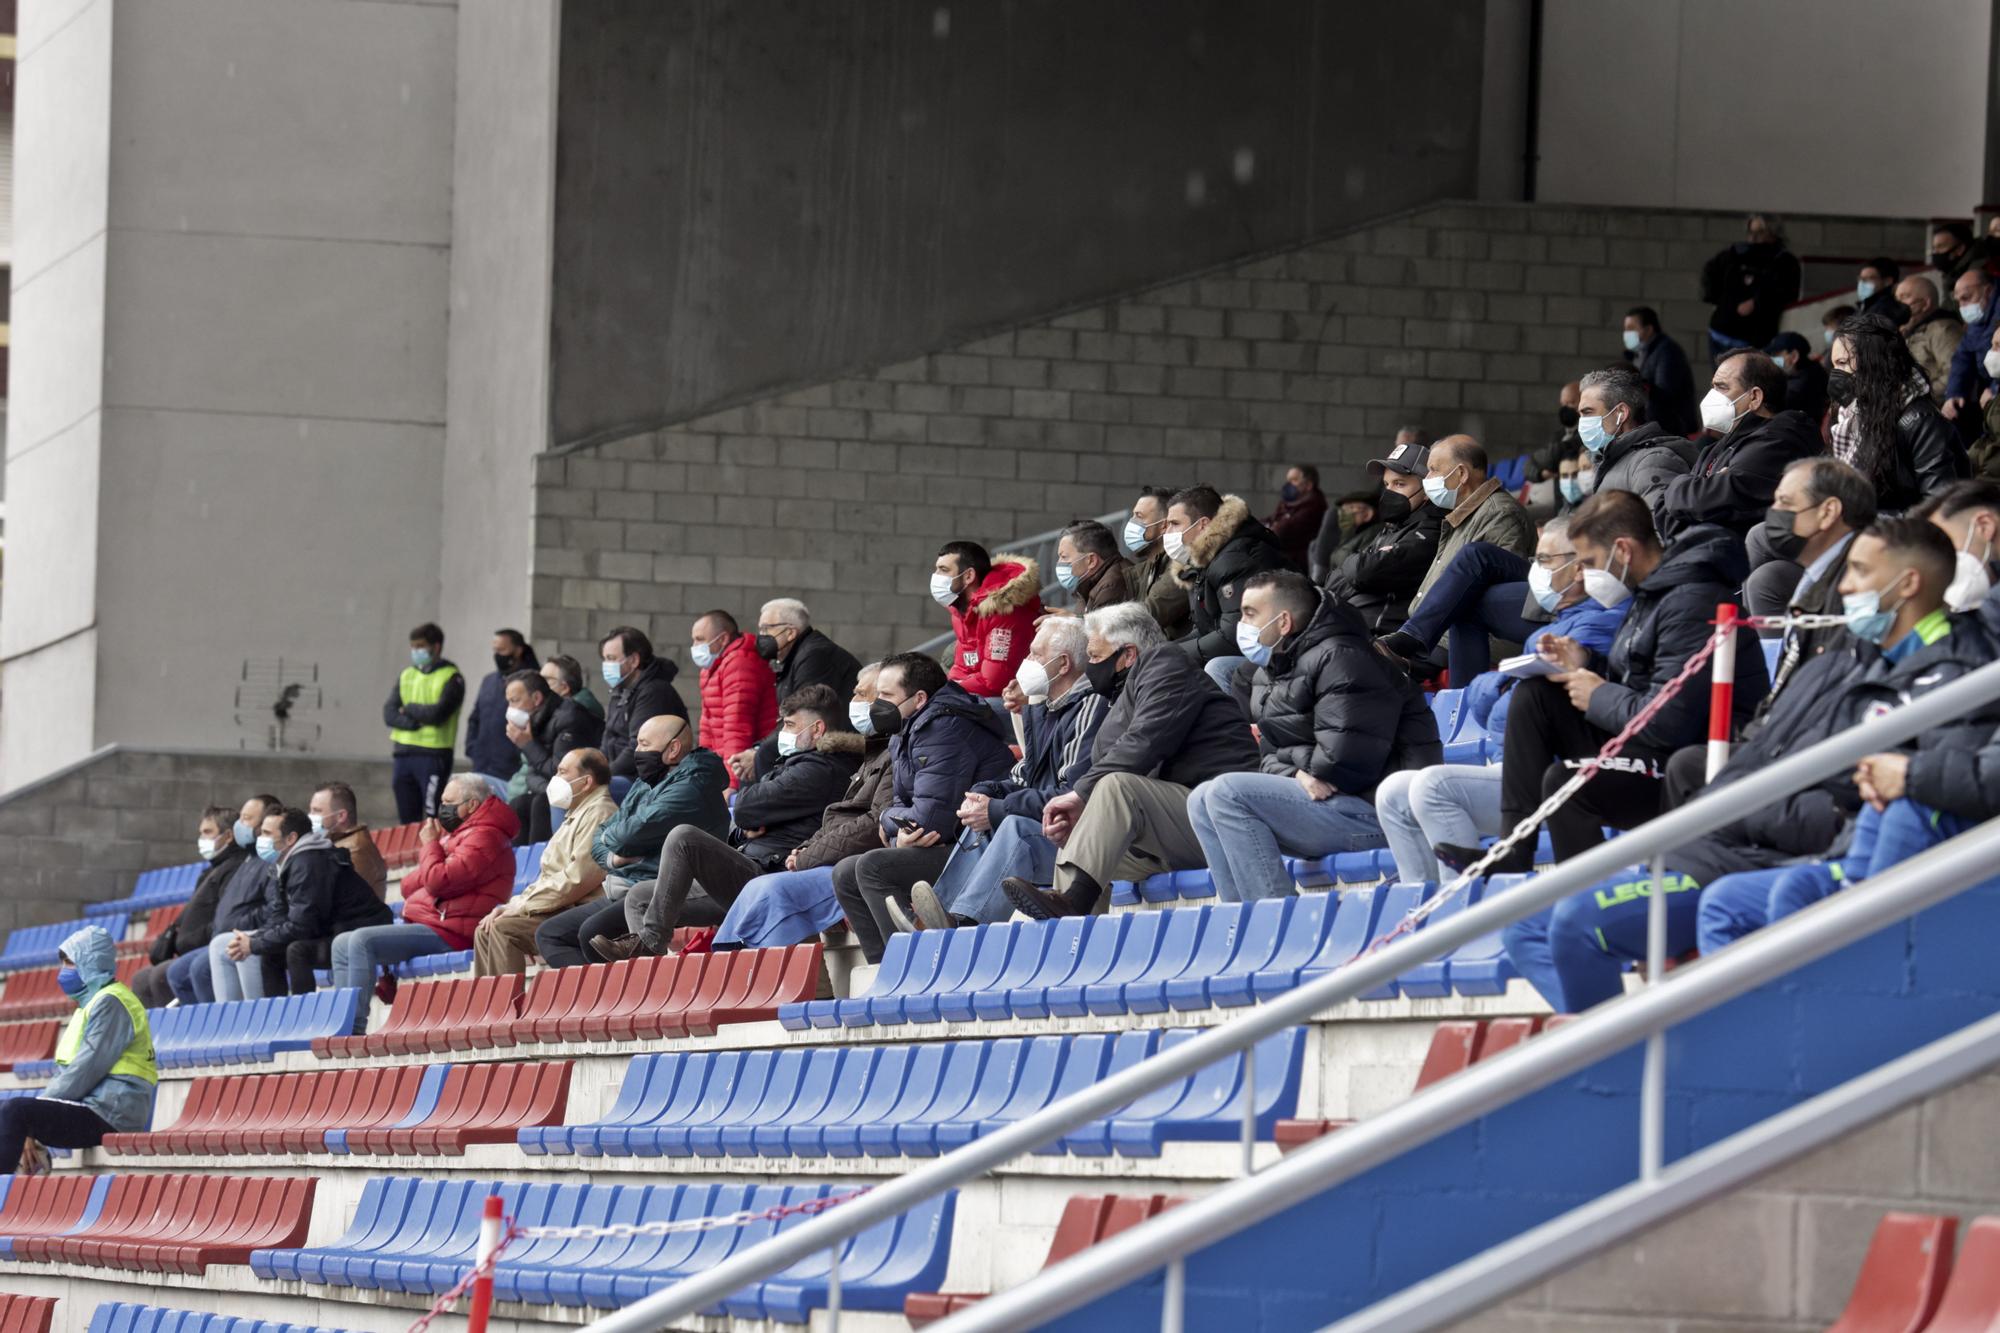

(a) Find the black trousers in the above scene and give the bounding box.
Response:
[284,938,332,995]
[392,751,454,825]
[535,897,632,968]
[632,826,763,948]
[510,791,555,846]
[832,844,954,965]
[1660,745,1711,814]
[1501,676,1674,862]
[0,1097,112,1172]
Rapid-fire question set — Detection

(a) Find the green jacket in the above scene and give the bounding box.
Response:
[590,747,731,882]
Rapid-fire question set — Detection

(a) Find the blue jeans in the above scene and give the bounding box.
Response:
[1204,654,1249,692]
[715,866,840,949]
[1374,764,1502,885]
[1503,864,1705,1013]
[1400,542,1535,682]
[933,816,1060,924]
[167,947,214,1004]
[209,931,268,1001]
[330,923,455,992]
[1187,771,1387,902]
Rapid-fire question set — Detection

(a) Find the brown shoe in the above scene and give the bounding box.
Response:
[1002,877,1078,921]
[590,932,651,963]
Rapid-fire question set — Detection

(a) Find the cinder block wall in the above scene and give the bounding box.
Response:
[531,200,1923,666]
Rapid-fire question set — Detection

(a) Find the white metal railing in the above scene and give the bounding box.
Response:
[909,508,1130,656]
[576,654,2000,1333]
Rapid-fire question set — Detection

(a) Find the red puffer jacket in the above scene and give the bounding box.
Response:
[947,556,1043,697]
[699,632,777,786]
[400,795,520,949]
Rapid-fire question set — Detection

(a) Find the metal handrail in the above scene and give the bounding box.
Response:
[908,508,1131,656]
[580,654,2000,1333]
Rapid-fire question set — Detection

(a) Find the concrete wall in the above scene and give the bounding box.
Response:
[530,199,1922,668]
[1538,0,1993,221]
[548,0,1488,447]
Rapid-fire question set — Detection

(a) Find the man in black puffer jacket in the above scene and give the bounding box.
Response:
[1164,484,1293,690]
[1659,347,1823,541]
[1188,572,1440,902]
[735,600,864,782]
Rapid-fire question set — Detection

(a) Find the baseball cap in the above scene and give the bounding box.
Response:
[1367,442,1430,478]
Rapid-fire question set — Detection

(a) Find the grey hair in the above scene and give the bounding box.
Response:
[760,598,811,630]
[1578,365,1647,417]
[1084,602,1165,655]
[1541,515,1570,540]
[1033,615,1089,669]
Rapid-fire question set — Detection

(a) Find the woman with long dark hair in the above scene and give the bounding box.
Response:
[1827,313,1968,511]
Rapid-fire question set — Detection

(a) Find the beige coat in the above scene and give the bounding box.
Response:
[503,786,616,918]
[1410,478,1539,610]
[1906,311,1965,403]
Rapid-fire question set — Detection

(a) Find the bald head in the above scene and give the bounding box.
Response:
[1896,274,1939,324]
[635,713,691,765]
[1430,434,1487,475]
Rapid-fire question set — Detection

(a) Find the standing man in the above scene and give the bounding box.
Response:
[691,609,776,789]
[1121,487,1191,639]
[1621,307,1699,438]
[932,541,1043,698]
[464,629,538,784]
[1265,464,1329,571]
[730,598,862,783]
[1700,213,1800,362]
[383,622,463,825]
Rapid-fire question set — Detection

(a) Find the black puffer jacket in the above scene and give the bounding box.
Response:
[881,682,1017,839]
[150,843,251,961]
[1326,498,1445,631]
[1876,396,1971,513]
[1249,592,1442,799]
[1591,422,1699,522]
[1075,642,1260,802]
[1581,525,1770,752]
[753,628,864,775]
[1174,495,1294,661]
[516,694,605,787]
[1660,410,1823,540]
[250,834,393,957]
[602,656,688,777]
[730,742,862,870]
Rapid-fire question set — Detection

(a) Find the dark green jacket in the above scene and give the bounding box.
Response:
[590,747,731,882]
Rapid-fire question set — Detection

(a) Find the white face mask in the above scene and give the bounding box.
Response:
[1582,544,1633,608]
[505,706,532,728]
[849,700,875,735]
[1122,517,1153,555]
[1962,301,1987,326]
[1947,552,1992,612]
[1700,387,1748,435]
[547,775,577,810]
[929,571,961,607]
[776,729,804,757]
[1015,658,1052,703]
[308,813,325,835]
[1162,529,1189,562]
[1527,563,1562,612]
[1422,471,1459,509]
[1985,347,2000,379]
[197,836,220,859]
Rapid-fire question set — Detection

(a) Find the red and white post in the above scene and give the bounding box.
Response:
[1706,603,1738,780]
[467,1194,504,1333]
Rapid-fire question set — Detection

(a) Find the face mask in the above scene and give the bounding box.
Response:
[1947,551,1992,612]
[1582,545,1633,609]
[691,640,717,671]
[1083,650,1128,701]
[1826,369,1857,408]
[1769,353,1788,371]
[411,648,433,669]
[1235,617,1280,666]
[929,571,962,607]
[547,775,577,810]
[1985,348,2000,379]
[308,812,326,835]
[1527,562,1564,612]
[437,804,468,834]
[1557,405,1580,430]
[1699,387,1749,435]
[1375,489,1412,523]
[1761,505,1814,562]
[1962,301,1987,326]
[1422,473,1459,509]
[868,699,905,737]
[1281,482,1301,503]
[1162,529,1189,562]
[602,659,624,689]
[1559,478,1584,505]
[505,706,532,728]
[849,700,877,735]
[1823,327,1836,347]
[754,633,781,661]
[1842,582,1906,645]
[492,652,517,675]
[56,967,84,1000]
[1054,562,1079,592]
[233,819,255,848]
[1621,329,1641,352]
[256,835,279,864]
[1122,517,1154,555]
[1856,280,1877,302]
[1015,658,1053,703]
[633,749,669,783]
[1575,469,1598,497]
[776,729,803,758]
[198,837,220,859]
[1576,412,1614,455]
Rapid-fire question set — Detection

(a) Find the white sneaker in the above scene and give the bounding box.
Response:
[909,880,953,931]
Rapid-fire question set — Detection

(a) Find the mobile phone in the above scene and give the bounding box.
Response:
[895,817,921,832]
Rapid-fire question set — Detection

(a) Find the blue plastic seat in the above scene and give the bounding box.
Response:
[1106,1026,1307,1155]
[892,925,988,1025]
[1090,905,1209,1016]
[975,916,1086,1021]
[1042,914,1154,1017]
[1446,873,1529,995]
[1212,893,1334,1007]
[1395,881,1478,997]
[933,923,1035,1023]
[1166,899,1288,1009]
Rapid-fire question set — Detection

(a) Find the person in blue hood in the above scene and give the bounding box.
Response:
[0,925,156,1173]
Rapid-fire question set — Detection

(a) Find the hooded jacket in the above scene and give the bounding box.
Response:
[947,557,1044,697]
[251,830,392,959]
[45,926,154,1132]
[1411,480,1538,610]
[150,841,251,961]
[1630,331,1701,438]
[464,647,539,779]
[514,692,606,790]
[602,655,689,777]
[1660,409,1824,540]
[1580,524,1770,751]
[400,795,521,949]
[698,633,777,788]
[1173,496,1294,661]
[882,681,1018,839]
[1590,422,1699,523]
[792,732,896,871]
[730,738,862,869]
[1074,642,1260,803]
[1328,498,1445,631]
[1248,592,1443,799]
[970,680,1108,824]
[591,746,732,882]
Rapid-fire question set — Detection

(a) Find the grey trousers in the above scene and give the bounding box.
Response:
[1054,772,1206,901]
[623,824,760,948]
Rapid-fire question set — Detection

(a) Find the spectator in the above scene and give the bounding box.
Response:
[1818,305,1854,358]
[1744,458,1877,697]
[713,665,896,951]
[1700,212,1801,360]
[382,622,464,824]
[933,541,1042,698]
[1854,257,1906,325]
[594,685,860,960]
[1375,520,1627,884]
[1002,603,1260,920]
[1441,491,1769,875]
[1918,479,2000,611]
[505,667,604,844]
[0,926,155,1176]
[1765,332,1828,424]
[1929,221,1992,291]
[599,626,688,778]
[188,794,279,1004]
[330,776,518,1024]
[1659,347,1821,541]
[1575,365,1695,521]
[1828,313,1968,513]
[1325,442,1444,631]
[1054,520,1134,615]
[474,748,618,976]
[730,598,862,782]
[539,653,606,740]
[225,805,392,997]
[1188,572,1441,901]
[464,629,537,783]
[1121,486,1193,639]
[128,806,247,1007]
[1529,386,1582,483]
[1556,452,1597,514]
[1310,487,1388,585]
[1943,266,1998,426]
[1621,306,1700,437]
[830,653,1016,963]
[1896,275,1964,404]
[691,608,776,789]
[1165,484,1292,691]
[534,715,729,968]
[894,618,1108,931]
[1407,435,1537,618]
[309,781,386,899]
[1265,464,1329,570]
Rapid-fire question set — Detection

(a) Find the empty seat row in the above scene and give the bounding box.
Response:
[0,1296,54,1333]
[1828,1211,2000,1333]
[906,1193,1183,1325]
[104,1059,571,1157]
[372,823,424,871]
[0,1020,60,1072]
[523,1027,1301,1160]
[17,990,365,1079]
[87,864,206,918]
[89,1304,359,1333]
[251,1176,953,1321]
[0,1172,313,1275]
[0,915,130,973]
[0,956,147,1022]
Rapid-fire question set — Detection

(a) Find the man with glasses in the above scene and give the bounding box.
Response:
[727,598,860,784]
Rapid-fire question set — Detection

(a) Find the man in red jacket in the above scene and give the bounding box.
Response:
[328,775,519,1024]
[932,541,1043,698]
[692,609,776,788]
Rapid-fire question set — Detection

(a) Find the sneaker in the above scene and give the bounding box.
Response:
[1002,876,1077,921]
[590,932,652,963]
[908,880,953,931]
[884,898,919,934]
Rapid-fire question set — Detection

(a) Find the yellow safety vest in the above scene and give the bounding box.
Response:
[55,982,158,1086]
[390,663,461,751]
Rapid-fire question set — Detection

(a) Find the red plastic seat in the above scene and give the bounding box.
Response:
[0,1294,56,1333]
[1275,1019,1496,1153]
[1910,1213,2000,1333]
[0,1174,97,1248]
[348,1060,571,1155]
[0,970,66,1021]
[140,904,185,942]
[18,1172,314,1275]
[314,973,524,1059]
[1477,1016,1546,1059]
[905,1193,1183,1325]
[0,1019,61,1071]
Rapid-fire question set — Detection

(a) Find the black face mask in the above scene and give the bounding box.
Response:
[1557,405,1580,429]
[1761,506,1810,562]
[632,749,669,783]
[1083,650,1129,701]
[754,633,781,661]
[493,652,517,675]
[868,699,905,737]
[1375,489,1412,524]
[437,804,468,833]
[1826,369,1858,408]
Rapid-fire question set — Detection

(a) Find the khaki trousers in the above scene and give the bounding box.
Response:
[474,910,553,977]
[1054,772,1206,900]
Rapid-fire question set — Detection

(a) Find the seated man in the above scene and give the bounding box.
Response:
[1055,520,1135,613]
[310,781,386,899]
[713,665,896,950]
[895,618,1108,930]
[1121,487,1193,640]
[1002,603,1261,920]
[1323,443,1444,631]
[1443,490,1769,875]
[1310,484,1387,586]
[730,598,861,783]
[933,541,1042,698]
[1406,434,1538,621]
[1188,572,1441,901]
[505,666,603,844]
[224,805,393,996]
[1658,346,1819,542]
[475,747,618,976]
[129,805,248,1007]
[1373,519,1628,885]
[1162,484,1292,691]
[1746,456,1875,680]
[0,927,155,1175]
[188,793,279,1003]
[1916,479,2000,611]
[329,775,517,1018]
[831,653,1016,963]
[593,684,859,959]
[533,715,730,967]
[691,608,777,789]
[1555,450,1595,513]
[1509,518,1984,1012]
[1690,518,1998,956]
[1570,365,1696,523]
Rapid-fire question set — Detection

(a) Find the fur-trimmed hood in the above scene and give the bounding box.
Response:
[972,556,1042,616]
[1181,496,1253,571]
[818,729,886,758]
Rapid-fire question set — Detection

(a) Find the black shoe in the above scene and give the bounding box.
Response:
[1002,876,1079,921]
[1377,630,1429,660]
[1435,840,1532,877]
